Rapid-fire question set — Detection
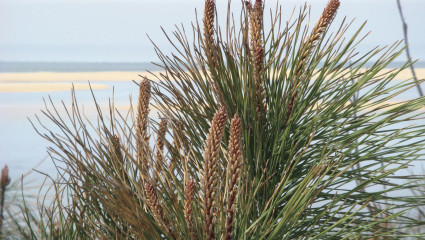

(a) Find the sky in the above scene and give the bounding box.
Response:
[0,0,424,62]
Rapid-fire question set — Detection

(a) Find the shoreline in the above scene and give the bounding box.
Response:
[0,68,424,82]
[0,71,163,83]
[0,83,109,93]
[0,68,424,93]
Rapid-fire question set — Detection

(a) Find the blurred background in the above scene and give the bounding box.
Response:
[1,0,425,62]
[1,0,424,180]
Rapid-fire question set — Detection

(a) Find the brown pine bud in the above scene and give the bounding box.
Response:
[0,165,10,188]
[202,107,227,240]
[297,0,340,77]
[144,181,175,237]
[111,135,123,163]
[136,79,151,169]
[184,179,196,239]
[154,119,168,183]
[225,115,242,240]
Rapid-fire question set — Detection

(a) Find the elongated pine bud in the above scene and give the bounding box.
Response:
[136,79,151,170]
[225,115,242,240]
[184,179,196,239]
[249,0,264,51]
[156,119,167,161]
[144,182,165,224]
[203,0,225,108]
[144,182,175,237]
[296,0,340,76]
[310,0,340,45]
[111,135,123,163]
[0,166,10,189]
[0,165,10,234]
[288,0,340,130]
[202,107,227,240]
[203,0,217,69]
[249,0,266,117]
[154,119,167,183]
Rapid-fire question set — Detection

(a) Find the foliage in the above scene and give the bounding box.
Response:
[15,0,425,239]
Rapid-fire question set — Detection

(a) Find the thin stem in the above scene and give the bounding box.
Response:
[396,0,424,97]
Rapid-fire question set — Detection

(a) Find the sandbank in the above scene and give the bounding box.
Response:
[0,71,164,83]
[0,69,424,83]
[0,83,109,93]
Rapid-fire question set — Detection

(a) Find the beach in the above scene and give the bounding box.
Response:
[1,68,425,93]
[0,71,165,83]
[0,83,109,93]
[0,71,165,93]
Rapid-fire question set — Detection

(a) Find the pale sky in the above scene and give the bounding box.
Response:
[0,0,424,62]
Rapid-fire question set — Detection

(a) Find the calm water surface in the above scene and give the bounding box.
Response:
[1,62,424,182]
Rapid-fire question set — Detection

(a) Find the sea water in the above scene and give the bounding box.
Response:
[0,61,424,183]
[0,62,161,181]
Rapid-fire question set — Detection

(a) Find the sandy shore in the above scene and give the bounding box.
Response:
[0,69,425,83]
[0,71,164,83]
[0,83,108,93]
[0,68,424,93]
